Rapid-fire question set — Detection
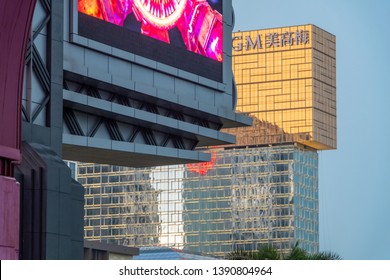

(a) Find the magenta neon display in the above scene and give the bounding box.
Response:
[78,0,223,62]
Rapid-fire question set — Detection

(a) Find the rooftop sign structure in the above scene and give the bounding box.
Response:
[233,29,310,51]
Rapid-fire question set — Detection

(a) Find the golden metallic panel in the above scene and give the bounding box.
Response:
[229,24,336,150]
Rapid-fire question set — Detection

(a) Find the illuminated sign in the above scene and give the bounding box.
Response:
[233,30,310,51]
[78,0,223,62]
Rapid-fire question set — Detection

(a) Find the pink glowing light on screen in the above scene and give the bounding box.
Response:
[78,0,223,61]
[133,0,188,29]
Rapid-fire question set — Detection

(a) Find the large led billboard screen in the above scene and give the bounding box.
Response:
[78,0,223,82]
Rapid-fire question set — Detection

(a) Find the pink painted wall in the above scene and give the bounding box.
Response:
[0,1,36,169]
[0,176,20,260]
[0,0,36,259]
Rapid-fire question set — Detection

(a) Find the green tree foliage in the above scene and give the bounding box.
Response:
[227,242,342,260]
[308,251,342,260]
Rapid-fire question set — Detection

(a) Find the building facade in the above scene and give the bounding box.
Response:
[230,25,336,150]
[79,24,336,257]
[7,0,250,260]
[80,143,318,256]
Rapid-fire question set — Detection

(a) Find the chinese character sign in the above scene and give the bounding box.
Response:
[233,29,310,51]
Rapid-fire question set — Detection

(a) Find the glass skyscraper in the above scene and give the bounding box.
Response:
[183,145,319,255]
[77,24,336,257]
[79,143,318,256]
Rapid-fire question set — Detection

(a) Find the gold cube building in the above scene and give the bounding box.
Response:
[229,25,336,150]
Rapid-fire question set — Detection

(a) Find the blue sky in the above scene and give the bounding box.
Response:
[232,0,390,260]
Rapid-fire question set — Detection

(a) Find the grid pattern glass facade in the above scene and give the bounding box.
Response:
[229,25,336,150]
[81,165,160,246]
[80,144,318,256]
